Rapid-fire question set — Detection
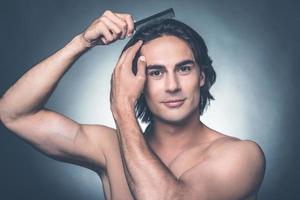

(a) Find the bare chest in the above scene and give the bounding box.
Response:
[97,139,257,200]
[98,143,210,200]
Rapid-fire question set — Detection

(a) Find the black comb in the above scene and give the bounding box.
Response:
[134,8,175,30]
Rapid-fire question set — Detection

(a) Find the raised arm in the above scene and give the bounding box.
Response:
[0,10,135,171]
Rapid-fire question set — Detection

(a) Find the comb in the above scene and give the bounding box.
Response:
[134,8,175,30]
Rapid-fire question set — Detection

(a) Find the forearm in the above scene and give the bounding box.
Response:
[0,34,90,122]
[114,108,184,200]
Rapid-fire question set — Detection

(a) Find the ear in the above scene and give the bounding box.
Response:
[200,71,205,87]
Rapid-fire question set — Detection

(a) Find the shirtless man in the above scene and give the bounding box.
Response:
[0,10,265,200]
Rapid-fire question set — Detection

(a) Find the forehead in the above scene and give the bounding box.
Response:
[140,35,195,64]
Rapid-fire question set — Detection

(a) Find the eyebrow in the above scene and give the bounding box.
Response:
[146,59,196,70]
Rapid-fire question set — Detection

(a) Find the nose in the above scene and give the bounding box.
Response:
[165,72,181,93]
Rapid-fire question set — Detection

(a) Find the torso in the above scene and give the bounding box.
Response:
[97,129,258,200]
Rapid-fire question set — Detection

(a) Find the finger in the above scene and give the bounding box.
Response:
[100,16,122,38]
[103,10,127,39]
[123,40,143,67]
[136,56,147,78]
[117,40,143,74]
[115,40,141,67]
[116,48,129,68]
[116,13,135,37]
[96,21,114,43]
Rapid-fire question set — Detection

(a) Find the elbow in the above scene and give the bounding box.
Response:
[0,108,13,127]
[0,97,20,126]
[0,104,17,131]
[0,97,7,124]
[143,180,186,200]
[166,180,198,200]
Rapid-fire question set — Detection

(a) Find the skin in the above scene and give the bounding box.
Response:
[0,10,265,200]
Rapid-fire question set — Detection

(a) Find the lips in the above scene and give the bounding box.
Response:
[162,99,186,108]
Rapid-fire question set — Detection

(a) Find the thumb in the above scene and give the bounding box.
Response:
[137,56,147,78]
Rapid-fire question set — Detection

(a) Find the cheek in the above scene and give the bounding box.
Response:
[144,79,163,100]
[182,76,201,101]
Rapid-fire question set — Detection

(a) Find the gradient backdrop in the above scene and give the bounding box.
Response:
[0,0,299,199]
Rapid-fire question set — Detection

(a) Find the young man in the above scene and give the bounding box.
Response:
[0,10,265,200]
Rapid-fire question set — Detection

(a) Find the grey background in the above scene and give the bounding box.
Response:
[0,0,299,199]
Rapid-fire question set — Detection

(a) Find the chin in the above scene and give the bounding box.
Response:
[153,107,199,125]
[154,116,186,126]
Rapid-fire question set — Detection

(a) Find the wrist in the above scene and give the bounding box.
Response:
[111,102,135,121]
[76,33,95,49]
[64,34,92,56]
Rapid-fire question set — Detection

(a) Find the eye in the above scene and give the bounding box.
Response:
[147,69,164,78]
[178,65,192,74]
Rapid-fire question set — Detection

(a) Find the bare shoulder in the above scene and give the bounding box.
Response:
[179,133,266,199]
[206,133,266,174]
[207,135,266,166]
[207,135,266,196]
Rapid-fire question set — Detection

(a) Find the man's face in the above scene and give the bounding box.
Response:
[140,35,205,124]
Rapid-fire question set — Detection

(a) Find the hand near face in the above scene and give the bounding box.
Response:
[110,40,147,116]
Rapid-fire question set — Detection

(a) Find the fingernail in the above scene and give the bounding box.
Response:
[139,56,146,62]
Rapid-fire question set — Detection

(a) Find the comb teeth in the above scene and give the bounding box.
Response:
[134,8,175,30]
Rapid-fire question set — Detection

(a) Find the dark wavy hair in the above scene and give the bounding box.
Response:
[120,19,216,124]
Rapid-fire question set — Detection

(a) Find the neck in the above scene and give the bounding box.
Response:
[145,111,207,151]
